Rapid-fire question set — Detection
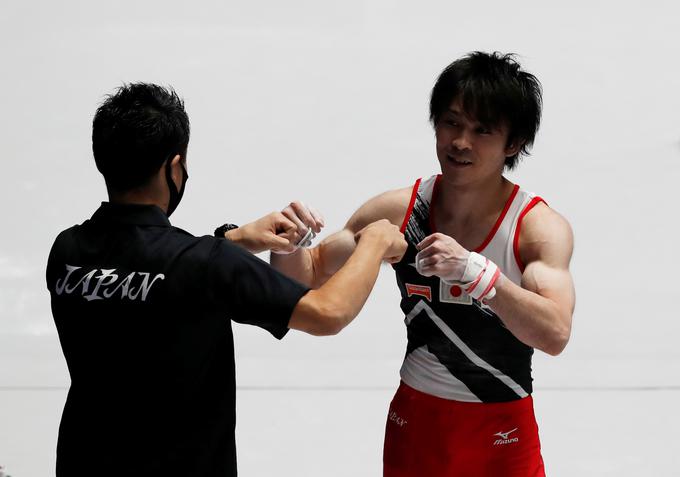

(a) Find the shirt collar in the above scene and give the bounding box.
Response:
[90,202,171,227]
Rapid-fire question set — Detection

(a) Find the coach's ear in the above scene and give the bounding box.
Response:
[169,154,184,187]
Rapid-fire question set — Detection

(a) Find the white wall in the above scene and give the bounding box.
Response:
[2,0,679,392]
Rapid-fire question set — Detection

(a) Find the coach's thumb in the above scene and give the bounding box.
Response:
[268,233,295,251]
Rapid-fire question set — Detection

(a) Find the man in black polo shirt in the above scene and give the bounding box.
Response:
[46,83,406,477]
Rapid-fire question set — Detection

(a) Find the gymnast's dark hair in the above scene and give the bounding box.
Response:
[92,83,190,190]
[429,52,542,169]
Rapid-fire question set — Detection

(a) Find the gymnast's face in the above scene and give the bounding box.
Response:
[434,97,519,185]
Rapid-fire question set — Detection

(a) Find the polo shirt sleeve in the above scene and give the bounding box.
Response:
[206,238,310,339]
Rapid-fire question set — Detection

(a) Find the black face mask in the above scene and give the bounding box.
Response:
[165,158,188,218]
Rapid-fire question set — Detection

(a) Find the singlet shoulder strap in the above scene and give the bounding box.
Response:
[399,175,440,245]
[512,194,548,271]
[400,178,422,233]
[473,184,520,252]
[399,175,440,233]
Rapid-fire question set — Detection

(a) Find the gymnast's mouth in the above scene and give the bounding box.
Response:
[447,155,472,166]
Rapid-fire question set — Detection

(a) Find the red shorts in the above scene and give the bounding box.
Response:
[383,382,545,477]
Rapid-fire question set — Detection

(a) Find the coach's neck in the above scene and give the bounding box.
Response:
[107,163,171,214]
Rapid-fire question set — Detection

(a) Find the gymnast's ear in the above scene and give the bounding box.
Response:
[504,139,524,158]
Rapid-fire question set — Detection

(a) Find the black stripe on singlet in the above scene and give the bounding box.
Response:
[405,304,524,402]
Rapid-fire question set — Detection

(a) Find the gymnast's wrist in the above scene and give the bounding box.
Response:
[444,252,501,302]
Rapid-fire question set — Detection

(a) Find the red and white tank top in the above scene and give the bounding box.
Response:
[393,174,545,402]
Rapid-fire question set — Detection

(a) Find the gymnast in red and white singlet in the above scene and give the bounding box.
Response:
[384,175,547,477]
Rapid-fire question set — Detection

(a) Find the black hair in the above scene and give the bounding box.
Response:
[429,52,542,169]
[92,83,190,190]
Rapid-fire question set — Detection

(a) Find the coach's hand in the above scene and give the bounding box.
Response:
[226,212,299,254]
[415,233,470,281]
[355,219,407,264]
[273,200,325,254]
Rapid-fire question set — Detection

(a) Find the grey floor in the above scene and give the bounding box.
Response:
[1,335,678,477]
[2,384,679,476]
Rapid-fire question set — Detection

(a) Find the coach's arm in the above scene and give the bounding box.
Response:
[287,219,406,335]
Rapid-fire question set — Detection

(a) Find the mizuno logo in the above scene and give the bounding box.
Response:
[405,283,432,302]
[493,428,519,446]
[494,428,517,440]
[388,411,407,427]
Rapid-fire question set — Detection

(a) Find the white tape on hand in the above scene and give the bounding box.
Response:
[463,256,500,301]
[271,228,316,255]
[415,256,427,276]
[295,228,316,249]
[442,252,500,302]
[459,252,486,283]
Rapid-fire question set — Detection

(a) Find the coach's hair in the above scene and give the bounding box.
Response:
[92,83,190,190]
[429,52,542,169]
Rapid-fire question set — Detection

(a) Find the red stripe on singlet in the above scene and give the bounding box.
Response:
[400,178,422,233]
[513,196,547,272]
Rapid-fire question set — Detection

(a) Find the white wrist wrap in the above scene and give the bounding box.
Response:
[460,252,486,283]
[446,252,500,301]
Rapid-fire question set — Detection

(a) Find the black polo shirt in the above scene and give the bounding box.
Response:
[46,202,309,477]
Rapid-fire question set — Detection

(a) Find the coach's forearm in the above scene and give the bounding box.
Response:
[289,237,385,336]
[486,276,571,356]
[318,238,384,328]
